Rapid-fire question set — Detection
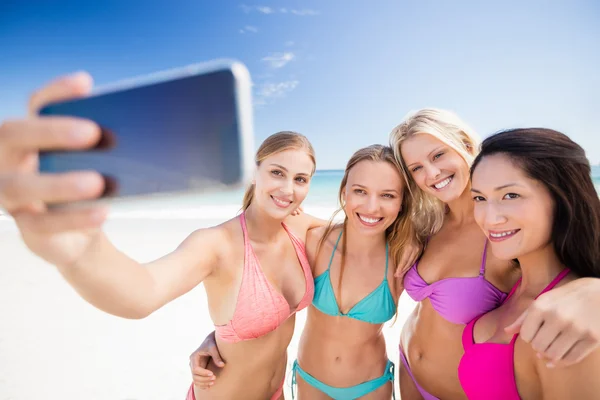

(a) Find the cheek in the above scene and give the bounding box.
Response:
[472,203,486,228]
[294,184,310,202]
[411,172,429,191]
[384,200,402,217]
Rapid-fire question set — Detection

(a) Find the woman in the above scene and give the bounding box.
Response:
[293,145,413,399]
[459,128,600,399]
[390,109,600,399]
[191,145,417,399]
[0,73,324,400]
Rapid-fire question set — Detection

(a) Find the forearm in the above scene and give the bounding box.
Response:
[56,232,157,319]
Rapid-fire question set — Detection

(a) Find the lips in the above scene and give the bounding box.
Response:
[431,175,453,190]
[271,195,292,209]
[488,229,520,242]
[357,213,383,227]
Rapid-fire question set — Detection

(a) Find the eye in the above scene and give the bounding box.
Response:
[271,170,283,177]
[382,193,395,199]
[503,193,520,200]
[472,195,486,202]
[295,176,307,184]
[354,189,366,195]
[411,166,422,173]
[433,152,444,160]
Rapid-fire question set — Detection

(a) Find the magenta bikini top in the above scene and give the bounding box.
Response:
[458,268,570,400]
[403,240,508,325]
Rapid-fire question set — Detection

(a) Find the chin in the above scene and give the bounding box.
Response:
[489,246,520,261]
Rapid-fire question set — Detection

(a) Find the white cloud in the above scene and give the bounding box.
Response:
[239,5,319,16]
[291,9,320,16]
[261,52,295,68]
[256,6,274,14]
[240,25,258,34]
[254,80,299,107]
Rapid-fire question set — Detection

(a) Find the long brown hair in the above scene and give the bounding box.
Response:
[471,128,600,278]
[242,131,316,210]
[317,145,416,303]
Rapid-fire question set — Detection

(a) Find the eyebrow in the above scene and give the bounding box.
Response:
[471,183,524,193]
[269,163,311,177]
[406,146,446,168]
[352,184,399,194]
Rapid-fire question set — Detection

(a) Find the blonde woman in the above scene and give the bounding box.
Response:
[392,109,600,399]
[0,73,327,400]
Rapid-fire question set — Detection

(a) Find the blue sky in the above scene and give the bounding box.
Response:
[1,0,599,169]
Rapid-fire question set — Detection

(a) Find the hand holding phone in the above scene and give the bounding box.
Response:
[38,60,254,203]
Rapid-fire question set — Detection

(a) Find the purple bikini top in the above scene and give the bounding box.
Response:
[404,241,507,325]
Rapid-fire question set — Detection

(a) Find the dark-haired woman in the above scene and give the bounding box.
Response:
[459,128,600,399]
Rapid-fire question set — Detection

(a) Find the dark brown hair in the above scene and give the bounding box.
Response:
[471,128,600,278]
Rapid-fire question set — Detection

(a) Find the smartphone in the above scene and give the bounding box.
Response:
[38,60,255,204]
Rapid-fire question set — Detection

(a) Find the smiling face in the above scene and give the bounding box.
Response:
[400,133,472,203]
[342,160,404,236]
[253,149,314,219]
[471,153,555,260]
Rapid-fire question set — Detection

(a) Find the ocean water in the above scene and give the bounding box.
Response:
[109,166,600,220]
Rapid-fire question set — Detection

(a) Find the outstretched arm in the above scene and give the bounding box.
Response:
[57,227,225,319]
[505,277,600,367]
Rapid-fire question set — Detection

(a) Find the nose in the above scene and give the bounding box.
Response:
[424,163,441,181]
[483,202,508,227]
[280,178,294,195]
[366,195,379,213]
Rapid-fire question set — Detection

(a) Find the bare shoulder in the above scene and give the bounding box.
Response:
[284,212,327,241]
[538,346,600,399]
[178,217,239,261]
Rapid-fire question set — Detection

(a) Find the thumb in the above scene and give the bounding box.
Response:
[209,346,225,367]
[505,309,527,334]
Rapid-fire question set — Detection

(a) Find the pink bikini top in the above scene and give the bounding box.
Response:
[458,268,570,400]
[403,240,508,325]
[214,213,314,343]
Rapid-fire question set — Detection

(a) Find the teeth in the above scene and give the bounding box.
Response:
[490,230,517,238]
[359,214,382,224]
[272,197,291,207]
[434,176,452,189]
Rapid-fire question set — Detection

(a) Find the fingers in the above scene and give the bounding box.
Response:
[209,347,225,367]
[0,171,105,213]
[0,117,101,153]
[14,205,108,234]
[559,338,599,366]
[504,310,527,335]
[28,72,93,116]
[515,306,546,344]
[189,352,216,390]
[540,328,599,367]
[529,318,565,356]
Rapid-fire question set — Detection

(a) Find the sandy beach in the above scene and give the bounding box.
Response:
[0,214,415,400]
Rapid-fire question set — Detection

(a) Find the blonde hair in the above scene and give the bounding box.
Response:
[242,131,316,210]
[389,108,480,238]
[317,145,416,305]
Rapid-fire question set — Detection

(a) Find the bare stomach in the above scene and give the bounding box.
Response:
[297,308,391,389]
[401,301,468,400]
[193,316,296,400]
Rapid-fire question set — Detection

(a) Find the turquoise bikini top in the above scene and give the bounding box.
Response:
[312,231,396,324]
